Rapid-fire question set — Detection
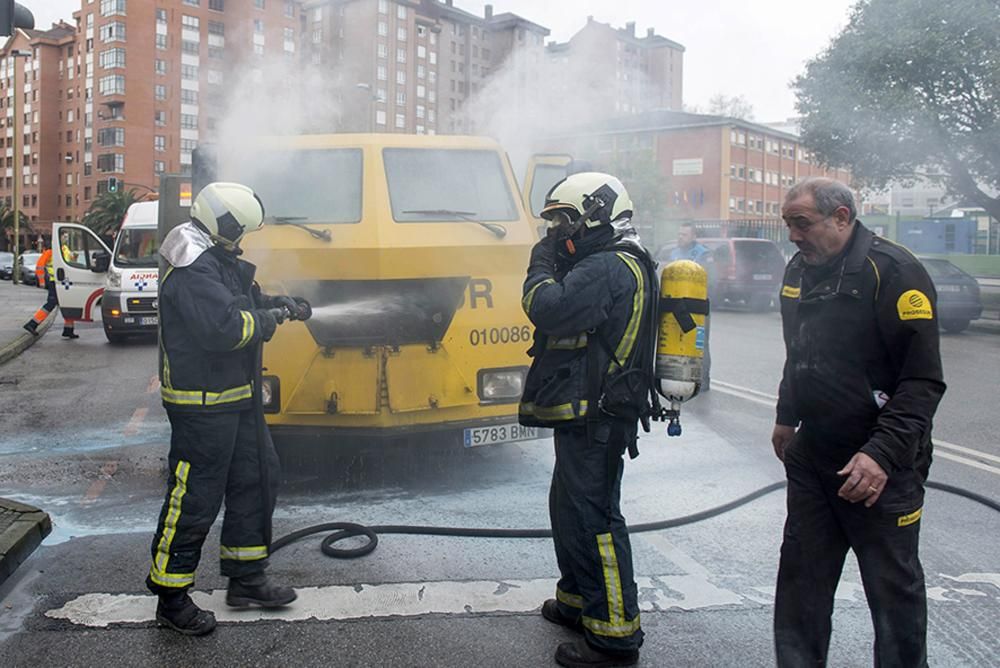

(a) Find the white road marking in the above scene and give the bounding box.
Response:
[46,574,744,628]
[715,380,1000,476]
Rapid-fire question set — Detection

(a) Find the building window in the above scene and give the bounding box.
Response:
[154,161,166,174]
[97,127,125,147]
[396,91,405,105]
[209,0,224,10]
[98,74,125,95]
[155,59,167,75]
[253,43,264,56]
[417,84,425,98]
[182,15,199,30]
[156,8,167,22]
[284,0,294,17]
[181,89,198,104]
[378,22,387,37]
[208,46,224,59]
[397,48,406,63]
[183,0,200,5]
[154,135,166,151]
[100,0,126,17]
[396,70,405,85]
[378,43,387,59]
[397,27,407,41]
[397,4,407,19]
[377,65,387,81]
[208,20,224,36]
[99,48,126,69]
[182,64,198,80]
[156,34,167,50]
[101,21,126,42]
[207,69,223,85]
[395,113,405,129]
[155,84,167,100]
[182,40,199,54]
[378,0,388,13]
[154,110,166,126]
[376,109,386,125]
[416,105,424,119]
[180,113,198,129]
[255,0,264,8]
[96,153,125,173]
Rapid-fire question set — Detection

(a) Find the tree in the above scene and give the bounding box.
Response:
[83,188,137,236]
[795,0,1000,220]
[708,94,755,120]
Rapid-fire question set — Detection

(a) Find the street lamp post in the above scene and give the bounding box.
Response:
[9,48,29,284]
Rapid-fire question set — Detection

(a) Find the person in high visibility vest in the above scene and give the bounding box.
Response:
[22,238,78,339]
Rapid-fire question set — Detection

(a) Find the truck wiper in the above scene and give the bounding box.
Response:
[266,216,333,242]
[402,209,507,239]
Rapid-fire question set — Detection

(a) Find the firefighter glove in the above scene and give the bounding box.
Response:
[291,296,312,322]
[255,308,279,341]
[528,233,556,278]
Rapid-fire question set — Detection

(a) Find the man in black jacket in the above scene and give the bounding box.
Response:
[521,172,655,668]
[147,182,311,635]
[772,178,945,666]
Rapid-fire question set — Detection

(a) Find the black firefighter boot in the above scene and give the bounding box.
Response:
[226,572,297,609]
[555,640,639,668]
[61,326,79,339]
[155,591,217,636]
[541,599,583,633]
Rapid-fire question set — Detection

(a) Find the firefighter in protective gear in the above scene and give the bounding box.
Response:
[147,182,311,636]
[520,172,653,667]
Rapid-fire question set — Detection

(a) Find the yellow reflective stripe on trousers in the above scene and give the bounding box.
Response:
[581,532,641,638]
[232,310,255,350]
[150,460,193,588]
[220,545,268,561]
[518,400,589,421]
[557,588,584,609]
[161,383,253,407]
[522,278,555,315]
[611,253,645,372]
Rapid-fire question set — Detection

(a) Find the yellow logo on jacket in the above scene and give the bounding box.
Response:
[897,508,922,527]
[897,290,933,320]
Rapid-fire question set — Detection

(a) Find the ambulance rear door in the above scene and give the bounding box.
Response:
[51,223,112,322]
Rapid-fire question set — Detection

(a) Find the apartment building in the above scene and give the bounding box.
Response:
[0,0,300,241]
[554,110,851,222]
[546,17,684,119]
[303,0,548,135]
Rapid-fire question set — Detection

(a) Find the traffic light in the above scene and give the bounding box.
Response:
[0,2,34,37]
[108,177,119,193]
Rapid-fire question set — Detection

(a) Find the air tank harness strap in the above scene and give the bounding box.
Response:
[660,297,710,334]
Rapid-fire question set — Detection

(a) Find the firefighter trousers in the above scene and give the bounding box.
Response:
[550,420,643,653]
[774,437,927,667]
[147,408,280,594]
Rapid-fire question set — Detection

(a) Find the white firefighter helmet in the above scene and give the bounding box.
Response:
[540,172,633,229]
[190,182,265,247]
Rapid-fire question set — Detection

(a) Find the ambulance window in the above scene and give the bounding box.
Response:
[115,228,160,267]
[529,164,567,218]
[223,148,363,224]
[59,228,95,270]
[384,148,518,222]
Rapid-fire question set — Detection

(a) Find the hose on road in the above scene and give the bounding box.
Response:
[271,479,998,560]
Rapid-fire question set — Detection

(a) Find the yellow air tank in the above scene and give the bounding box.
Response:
[655,259,709,436]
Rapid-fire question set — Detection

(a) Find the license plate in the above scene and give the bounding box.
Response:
[753,273,773,280]
[464,423,540,448]
[140,316,159,326]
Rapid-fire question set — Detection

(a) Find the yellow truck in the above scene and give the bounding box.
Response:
[183,134,570,448]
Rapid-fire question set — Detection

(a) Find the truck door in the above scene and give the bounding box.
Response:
[522,154,573,235]
[51,223,112,322]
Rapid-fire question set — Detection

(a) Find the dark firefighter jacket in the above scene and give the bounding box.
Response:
[519,235,653,428]
[159,245,271,413]
[776,222,946,477]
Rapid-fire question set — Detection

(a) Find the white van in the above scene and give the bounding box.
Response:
[100,200,160,342]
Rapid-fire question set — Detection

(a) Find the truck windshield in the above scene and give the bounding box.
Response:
[114,228,159,267]
[384,148,518,223]
[223,148,363,224]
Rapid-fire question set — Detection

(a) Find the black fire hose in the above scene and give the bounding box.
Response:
[270,479,999,560]
[272,480,999,560]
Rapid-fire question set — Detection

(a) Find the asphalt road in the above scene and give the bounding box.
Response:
[0,312,996,667]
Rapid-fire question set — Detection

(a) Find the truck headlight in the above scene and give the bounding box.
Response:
[478,367,527,403]
[260,375,280,413]
[107,267,122,288]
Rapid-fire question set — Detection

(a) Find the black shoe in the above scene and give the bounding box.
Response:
[155,592,217,636]
[23,321,38,336]
[61,328,79,339]
[555,640,639,668]
[226,573,297,609]
[542,599,583,633]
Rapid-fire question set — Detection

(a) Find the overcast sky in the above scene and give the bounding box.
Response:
[32,0,857,121]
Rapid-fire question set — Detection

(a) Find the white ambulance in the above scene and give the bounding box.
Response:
[52,200,160,344]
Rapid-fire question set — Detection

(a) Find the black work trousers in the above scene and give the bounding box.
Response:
[147,408,280,594]
[550,420,643,653]
[774,435,927,667]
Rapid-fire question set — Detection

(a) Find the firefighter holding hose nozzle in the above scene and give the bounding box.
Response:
[146,182,311,635]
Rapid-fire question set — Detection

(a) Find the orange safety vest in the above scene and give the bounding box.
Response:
[35,248,53,283]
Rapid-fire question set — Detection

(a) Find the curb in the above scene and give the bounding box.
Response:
[0,309,56,366]
[0,498,52,587]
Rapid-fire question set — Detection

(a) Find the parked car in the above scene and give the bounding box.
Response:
[17,252,41,286]
[919,257,983,333]
[0,251,13,280]
[656,237,786,311]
